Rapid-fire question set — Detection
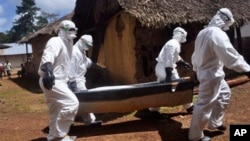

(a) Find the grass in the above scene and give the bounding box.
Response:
[0,77,47,114]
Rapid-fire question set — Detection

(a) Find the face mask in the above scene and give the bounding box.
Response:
[65,27,77,39]
[180,35,187,43]
[77,40,92,53]
[173,32,187,43]
[222,18,235,31]
[67,31,77,39]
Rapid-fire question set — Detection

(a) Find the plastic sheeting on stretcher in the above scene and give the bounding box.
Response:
[75,77,194,113]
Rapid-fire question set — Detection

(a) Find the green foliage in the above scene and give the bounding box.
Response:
[6,0,59,43]
[35,14,49,30]
[40,12,59,23]
[0,31,13,43]
[10,0,40,42]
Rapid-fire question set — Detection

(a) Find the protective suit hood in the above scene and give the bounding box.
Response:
[58,20,78,40]
[75,35,93,53]
[172,27,187,43]
[208,8,234,31]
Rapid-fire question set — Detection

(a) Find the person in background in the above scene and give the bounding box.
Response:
[189,8,250,141]
[2,62,6,77]
[17,63,27,78]
[0,62,4,79]
[149,27,194,116]
[38,20,79,141]
[5,61,12,78]
[68,34,102,126]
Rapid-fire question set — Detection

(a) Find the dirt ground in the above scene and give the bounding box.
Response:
[0,69,250,141]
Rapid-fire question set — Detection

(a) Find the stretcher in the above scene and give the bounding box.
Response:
[75,77,194,114]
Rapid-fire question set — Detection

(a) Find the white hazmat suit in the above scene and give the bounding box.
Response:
[189,8,250,141]
[38,20,79,141]
[149,27,193,113]
[68,35,101,126]
[69,35,93,92]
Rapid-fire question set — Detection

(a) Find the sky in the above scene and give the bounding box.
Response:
[0,0,76,33]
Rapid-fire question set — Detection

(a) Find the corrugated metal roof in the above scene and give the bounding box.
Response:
[0,43,32,56]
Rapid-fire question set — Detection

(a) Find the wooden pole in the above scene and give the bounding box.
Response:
[25,43,29,62]
[193,76,249,95]
[236,27,242,54]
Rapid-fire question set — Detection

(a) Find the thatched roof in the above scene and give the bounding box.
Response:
[20,0,250,43]
[117,0,250,28]
[19,12,74,43]
[72,0,250,33]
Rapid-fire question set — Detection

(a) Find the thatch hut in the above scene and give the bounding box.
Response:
[20,0,250,87]
[72,0,250,86]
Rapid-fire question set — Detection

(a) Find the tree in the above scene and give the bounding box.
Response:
[35,12,49,30]
[41,12,59,23]
[0,32,11,43]
[7,0,60,42]
[0,32,6,43]
[35,11,59,30]
[10,0,40,42]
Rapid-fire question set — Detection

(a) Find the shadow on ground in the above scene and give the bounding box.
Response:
[9,76,42,94]
[30,109,224,141]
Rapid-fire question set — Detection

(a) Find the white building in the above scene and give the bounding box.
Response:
[0,43,32,68]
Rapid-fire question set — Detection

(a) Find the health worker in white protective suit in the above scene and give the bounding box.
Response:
[189,8,250,141]
[149,27,194,116]
[38,20,79,141]
[68,34,102,126]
